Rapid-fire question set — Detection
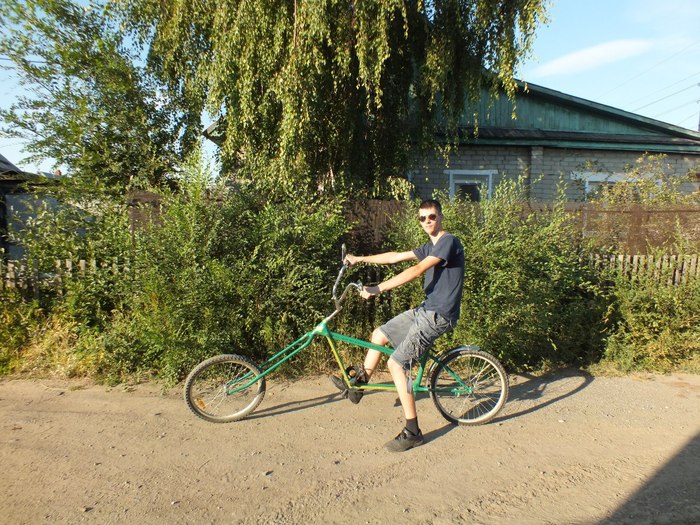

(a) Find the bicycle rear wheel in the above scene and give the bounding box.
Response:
[429,347,508,425]
[184,354,266,423]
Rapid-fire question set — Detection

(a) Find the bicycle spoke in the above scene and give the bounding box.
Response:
[430,349,508,425]
[185,355,266,423]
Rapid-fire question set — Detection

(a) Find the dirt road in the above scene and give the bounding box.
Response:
[1,370,699,524]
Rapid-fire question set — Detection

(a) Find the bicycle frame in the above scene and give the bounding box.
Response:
[224,315,472,397]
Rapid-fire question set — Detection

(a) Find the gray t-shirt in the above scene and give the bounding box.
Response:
[413,233,465,323]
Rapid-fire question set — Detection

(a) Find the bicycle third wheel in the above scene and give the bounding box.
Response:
[184,354,266,423]
[429,347,508,425]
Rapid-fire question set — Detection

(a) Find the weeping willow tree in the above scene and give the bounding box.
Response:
[116,0,548,195]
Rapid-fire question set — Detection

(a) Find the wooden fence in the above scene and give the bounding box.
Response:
[590,253,700,285]
[2,253,698,296]
[0,257,126,295]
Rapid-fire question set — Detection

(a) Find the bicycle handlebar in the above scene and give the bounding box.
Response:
[332,245,362,310]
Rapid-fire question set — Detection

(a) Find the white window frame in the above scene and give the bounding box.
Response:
[570,171,628,194]
[572,171,671,202]
[445,169,497,200]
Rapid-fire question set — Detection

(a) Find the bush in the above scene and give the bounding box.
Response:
[0,291,44,374]
[602,255,700,373]
[96,174,350,383]
[4,156,698,381]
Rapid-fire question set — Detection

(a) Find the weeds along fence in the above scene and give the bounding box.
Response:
[0,256,128,297]
[3,253,699,298]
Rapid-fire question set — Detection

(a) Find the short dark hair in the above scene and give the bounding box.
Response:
[419,199,442,215]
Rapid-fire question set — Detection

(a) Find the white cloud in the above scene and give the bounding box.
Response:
[530,39,654,77]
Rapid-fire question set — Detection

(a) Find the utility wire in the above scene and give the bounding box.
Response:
[651,98,699,119]
[596,38,700,98]
[677,110,699,128]
[632,83,700,112]
[624,71,700,107]
[0,56,48,65]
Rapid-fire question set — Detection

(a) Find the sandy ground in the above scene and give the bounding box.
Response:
[1,370,699,525]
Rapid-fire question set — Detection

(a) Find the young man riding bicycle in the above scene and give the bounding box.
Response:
[332,199,465,452]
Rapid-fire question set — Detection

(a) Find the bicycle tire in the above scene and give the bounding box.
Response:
[184,354,266,423]
[429,347,508,425]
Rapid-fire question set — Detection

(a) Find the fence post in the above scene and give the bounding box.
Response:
[7,261,17,290]
[32,259,40,299]
[688,254,698,282]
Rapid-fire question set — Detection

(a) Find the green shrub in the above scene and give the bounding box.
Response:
[0,291,44,373]
[5,155,698,381]
[94,173,350,383]
[602,256,700,373]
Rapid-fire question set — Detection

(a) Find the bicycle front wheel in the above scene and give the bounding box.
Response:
[184,354,266,423]
[429,348,508,425]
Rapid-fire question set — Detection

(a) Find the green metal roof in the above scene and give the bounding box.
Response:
[460,81,700,153]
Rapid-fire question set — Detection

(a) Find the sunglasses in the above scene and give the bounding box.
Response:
[419,213,438,223]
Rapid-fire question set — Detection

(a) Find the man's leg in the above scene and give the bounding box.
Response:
[361,327,388,380]
[330,327,387,401]
[387,357,416,419]
[384,355,423,452]
[383,308,450,452]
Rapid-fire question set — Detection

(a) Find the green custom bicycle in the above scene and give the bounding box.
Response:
[184,247,509,425]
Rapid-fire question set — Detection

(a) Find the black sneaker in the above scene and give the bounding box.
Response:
[347,387,364,404]
[329,375,348,398]
[347,370,367,404]
[330,375,365,404]
[384,428,424,452]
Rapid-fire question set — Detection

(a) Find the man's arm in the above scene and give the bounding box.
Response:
[360,255,443,299]
[345,251,416,266]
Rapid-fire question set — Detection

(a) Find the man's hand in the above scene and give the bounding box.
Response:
[344,254,360,267]
[360,285,380,300]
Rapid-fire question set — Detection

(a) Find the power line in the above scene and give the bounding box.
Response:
[651,98,699,119]
[632,83,700,112]
[596,38,700,98]
[677,109,699,128]
[624,71,700,107]
[0,56,48,65]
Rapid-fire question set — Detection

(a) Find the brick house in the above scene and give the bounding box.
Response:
[408,81,700,202]
[0,154,60,259]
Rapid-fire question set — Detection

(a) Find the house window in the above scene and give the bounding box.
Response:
[571,171,629,199]
[445,170,496,202]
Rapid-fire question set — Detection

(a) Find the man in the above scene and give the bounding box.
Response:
[332,199,465,452]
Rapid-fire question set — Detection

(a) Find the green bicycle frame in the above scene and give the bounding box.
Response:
[225,317,471,397]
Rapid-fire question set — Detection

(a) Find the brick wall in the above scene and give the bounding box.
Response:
[408,146,700,202]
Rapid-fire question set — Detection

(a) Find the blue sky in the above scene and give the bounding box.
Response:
[2,0,700,173]
[520,0,700,130]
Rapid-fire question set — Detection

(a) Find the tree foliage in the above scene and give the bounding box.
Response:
[115,0,547,194]
[0,0,186,188]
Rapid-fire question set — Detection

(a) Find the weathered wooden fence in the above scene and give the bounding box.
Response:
[3,253,698,296]
[568,204,700,254]
[346,201,700,254]
[0,257,127,296]
[590,253,700,285]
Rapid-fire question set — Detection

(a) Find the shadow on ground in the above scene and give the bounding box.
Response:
[598,431,700,524]
[494,368,594,423]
